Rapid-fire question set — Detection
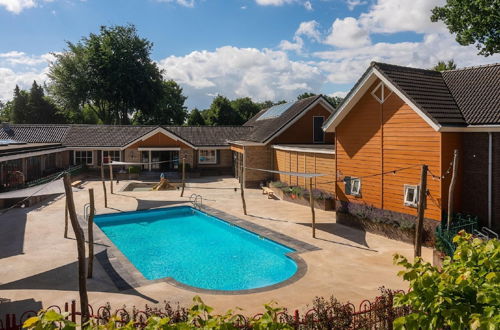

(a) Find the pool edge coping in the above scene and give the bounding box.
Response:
[91,203,320,295]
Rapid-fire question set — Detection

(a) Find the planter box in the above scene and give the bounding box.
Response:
[336,211,416,244]
[269,186,334,211]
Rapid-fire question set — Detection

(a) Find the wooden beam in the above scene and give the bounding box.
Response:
[309,177,316,238]
[240,176,247,215]
[62,173,89,324]
[109,164,113,194]
[87,188,95,279]
[100,164,107,208]
[447,149,459,230]
[414,164,428,258]
[64,199,68,238]
[181,157,186,197]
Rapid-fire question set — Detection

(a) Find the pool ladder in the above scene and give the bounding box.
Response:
[83,203,91,222]
[189,193,203,210]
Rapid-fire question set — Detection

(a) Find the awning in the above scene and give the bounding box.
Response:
[0,178,77,199]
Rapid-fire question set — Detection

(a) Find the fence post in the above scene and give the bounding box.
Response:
[87,188,95,278]
[181,157,186,197]
[414,164,428,258]
[100,163,108,208]
[71,300,76,323]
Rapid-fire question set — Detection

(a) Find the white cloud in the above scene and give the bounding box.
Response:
[345,0,366,10]
[0,0,36,13]
[324,17,370,48]
[158,46,325,108]
[0,67,49,100]
[279,36,304,52]
[296,20,321,42]
[156,0,195,8]
[330,91,348,98]
[254,0,295,5]
[359,0,446,34]
[303,0,312,11]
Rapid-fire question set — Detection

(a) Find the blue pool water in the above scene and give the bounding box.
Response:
[94,206,298,291]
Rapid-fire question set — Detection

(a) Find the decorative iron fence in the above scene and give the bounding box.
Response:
[0,291,409,330]
[435,214,478,256]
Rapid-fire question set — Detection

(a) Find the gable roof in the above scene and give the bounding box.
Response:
[241,95,334,143]
[0,124,69,143]
[63,125,156,147]
[324,62,500,132]
[166,126,253,147]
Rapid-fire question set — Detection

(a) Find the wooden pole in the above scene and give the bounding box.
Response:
[109,164,113,194]
[240,177,247,215]
[62,173,89,324]
[87,188,95,279]
[181,157,186,197]
[447,149,459,230]
[64,199,69,238]
[415,165,428,258]
[309,178,316,238]
[100,163,107,208]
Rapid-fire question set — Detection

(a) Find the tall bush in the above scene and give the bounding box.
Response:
[393,231,500,329]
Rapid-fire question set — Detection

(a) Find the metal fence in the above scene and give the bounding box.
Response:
[435,214,478,256]
[1,291,409,330]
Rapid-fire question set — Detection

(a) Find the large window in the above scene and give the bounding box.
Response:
[199,149,217,164]
[74,151,93,166]
[313,116,325,143]
[102,150,120,164]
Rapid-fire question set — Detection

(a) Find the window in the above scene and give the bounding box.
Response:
[344,176,361,196]
[102,150,120,164]
[404,185,419,208]
[313,116,325,143]
[74,151,93,166]
[199,149,217,164]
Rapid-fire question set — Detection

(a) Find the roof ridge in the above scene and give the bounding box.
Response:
[371,61,440,75]
[442,62,500,72]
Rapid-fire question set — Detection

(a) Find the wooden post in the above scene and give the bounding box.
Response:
[240,178,247,215]
[101,164,107,208]
[64,199,69,238]
[309,178,316,238]
[181,157,186,197]
[447,150,459,230]
[109,164,113,194]
[87,188,95,279]
[62,173,89,324]
[415,165,428,258]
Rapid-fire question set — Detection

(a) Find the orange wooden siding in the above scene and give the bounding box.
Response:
[127,132,190,149]
[336,80,443,221]
[230,145,244,154]
[273,149,335,195]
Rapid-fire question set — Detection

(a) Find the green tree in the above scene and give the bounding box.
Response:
[433,60,458,71]
[297,92,316,100]
[48,24,164,124]
[187,108,206,126]
[28,81,64,124]
[11,85,30,124]
[0,100,10,122]
[431,0,500,56]
[231,97,260,122]
[134,80,187,125]
[206,95,242,125]
[393,231,500,329]
[256,100,287,111]
[324,95,344,109]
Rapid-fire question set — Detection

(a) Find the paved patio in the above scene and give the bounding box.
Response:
[0,176,432,317]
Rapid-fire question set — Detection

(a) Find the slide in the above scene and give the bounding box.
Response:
[152,178,172,191]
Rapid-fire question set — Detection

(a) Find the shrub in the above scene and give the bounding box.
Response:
[127,166,140,174]
[393,231,500,329]
[269,181,288,189]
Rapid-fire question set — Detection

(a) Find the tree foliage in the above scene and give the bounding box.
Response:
[186,108,206,126]
[134,80,187,125]
[7,82,64,124]
[431,0,500,56]
[204,95,243,125]
[231,97,260,122]
[433,59,458,72]
[48,24,166,124]
[393,231,500,330]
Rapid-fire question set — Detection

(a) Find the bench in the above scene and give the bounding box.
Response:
[71,180,83,187]
[262,186,275,199]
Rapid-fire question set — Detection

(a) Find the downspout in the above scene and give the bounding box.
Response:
[488,132,493,228]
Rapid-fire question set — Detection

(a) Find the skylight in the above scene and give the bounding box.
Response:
[256,101,295,121]
[0,139,26,146]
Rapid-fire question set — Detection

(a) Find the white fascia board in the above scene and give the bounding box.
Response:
[0,147,67,162]
[373,69,441,132]
[439,125,500,132]
[197,146,231,150]
[322,69,377,133]
[137,147,181,151]
[69,147,122,150]
[271,144,335,155]
[228,140,266,146]
[122,127,196,150]
[263,97,334,144]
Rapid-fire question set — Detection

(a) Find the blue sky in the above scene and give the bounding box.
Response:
[0,0,498,109]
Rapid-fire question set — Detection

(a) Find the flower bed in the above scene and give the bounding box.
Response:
[268,181,334,211]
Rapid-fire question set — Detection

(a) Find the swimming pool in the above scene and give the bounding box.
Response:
[94,206,298,291]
